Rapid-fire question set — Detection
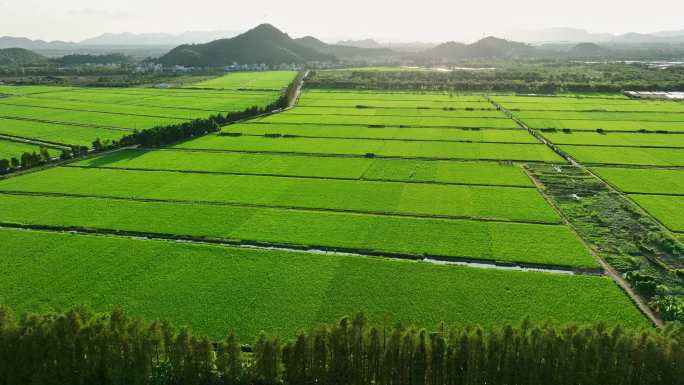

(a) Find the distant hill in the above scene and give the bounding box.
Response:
[0,48,45,65]
[0,36,77,50]
[158,24,334,67]
[569,42,609,57]
[80,30,241,46]
[337,38,383,49]
[294,36,395,59]
[417,36,534,60]
[507,27,684,44]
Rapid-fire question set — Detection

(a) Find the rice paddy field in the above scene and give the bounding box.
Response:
[185,70,297,90]
[0,87,655,339]
[0,138,59,159]
[0,228,646,340]
[0,78,285,161]
[495,94,684,242]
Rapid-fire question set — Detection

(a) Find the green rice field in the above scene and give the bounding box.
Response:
[543,131,684,148]
[0,228,642,340]
[223,122,537,142]
[593,167,684,195]
[1,85,652,341]
[561,145,684,166]
[523,118,684,132]
[0,117,127,146]
[289,106,507,118]
[629,194,684,232]
[0,193,596,267]
[0,139,59,159]
[175,135,563,162]
[257,112,521,128]
[0,166,560,223]
[187,70,297,90]
[73,149,535,186]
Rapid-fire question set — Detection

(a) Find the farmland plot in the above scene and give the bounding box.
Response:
[257,112,521,128]
[629,195,684,233]
[0,118,130,146]
[187,70,297,90]
[543,131,684,148]
[289,106,507,118]
[592,167,684,195]
[73,149,535,187]
[561,145,684,166]
[0,228,641,340]
[223,123,538,143]
[0,139,58,159]
[0,194,596,268]
[176,135,563,162]
[523,118,684,132]
[0,167,560,223]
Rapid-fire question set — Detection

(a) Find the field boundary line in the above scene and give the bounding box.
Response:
[486,96,579,165]
[301,104,497,112]
[164,146,560,164]
[0,115,136,131]
[280,112,511,120]
[62,164,536,189]
[0,134,70,149]
[548,143,684,150]
[243,120,525,132]
[0,100,202,121]
[0,223,601,275]
[0,190,563,226]
[251,120,521,130]
[220,133,540,145]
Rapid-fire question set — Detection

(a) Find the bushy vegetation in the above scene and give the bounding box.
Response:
[0,306,678,385]
[306,62,684,92]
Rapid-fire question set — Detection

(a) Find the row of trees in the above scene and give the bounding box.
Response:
[0,147,53,174]
[305,63,684,93]
[0,306,682,385]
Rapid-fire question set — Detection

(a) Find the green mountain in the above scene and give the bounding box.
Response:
[158,24,334,67]
[416,36,535,61]
[569,42,609,57]
[0,48,45,65]
[294,36,396,59]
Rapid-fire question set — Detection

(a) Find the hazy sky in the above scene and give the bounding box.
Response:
[2,0,683,42]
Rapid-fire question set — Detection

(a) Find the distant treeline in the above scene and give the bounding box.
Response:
[305,63,684,93]
[0,306,682,385]
[51,53,132,66]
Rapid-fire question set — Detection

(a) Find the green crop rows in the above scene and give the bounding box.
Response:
[0,166,560,223]
[0,139,58,159]
[290,106,507,118]
[0,193,596,268]
[176,135,562,162]
[224,123,538,142]
[258,111,521,128]
[0,117,127,146]
[593,167,684,195]
[629,195,684,232]
[0,228,643,340]
[561,145,684,166]
[543,131,684,148]
[187,70,297,90]
[73,149,535,187]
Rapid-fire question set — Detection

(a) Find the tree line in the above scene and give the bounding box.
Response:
[0,305,682,385]
[305,63,684,93]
